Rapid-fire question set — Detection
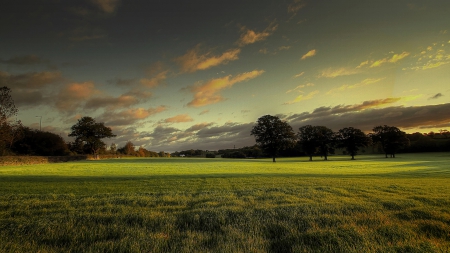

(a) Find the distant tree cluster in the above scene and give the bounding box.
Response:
[251,115,414,162]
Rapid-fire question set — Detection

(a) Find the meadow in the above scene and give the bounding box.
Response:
[0,153,449,253]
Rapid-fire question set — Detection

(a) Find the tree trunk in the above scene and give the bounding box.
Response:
[351,155,355,160]
[309,156,312,161]
[272,156,276,162]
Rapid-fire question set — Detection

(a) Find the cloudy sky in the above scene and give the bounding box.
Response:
[1,0,449,152]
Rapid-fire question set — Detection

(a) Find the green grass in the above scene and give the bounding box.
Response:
[1,153,449,252]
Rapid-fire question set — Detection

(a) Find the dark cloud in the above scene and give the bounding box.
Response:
[288,103,450,132]
[0,71,62,89]
[428,93,443,100]
[1,55,43,65]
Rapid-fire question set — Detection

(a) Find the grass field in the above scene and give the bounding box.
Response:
[1,153,449,252]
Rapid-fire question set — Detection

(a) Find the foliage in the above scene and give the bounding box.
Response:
[251,115,296,162]
[298,125,335,161]
[0,154,449,252]
[205,153,216,158]
[12,127,70,156]
[0,87,23,155]
[335,127,371,160]
[370,125,410,158]
[68,117,116,155]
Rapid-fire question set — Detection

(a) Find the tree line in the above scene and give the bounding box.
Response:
[251,115,449,162]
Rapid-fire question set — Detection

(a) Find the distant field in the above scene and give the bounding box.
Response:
[1,153,449,252]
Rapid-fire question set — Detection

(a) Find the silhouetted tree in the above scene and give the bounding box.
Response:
[298,125,317,161]
[12,127,69,156]
[314,126,335,160]
[0,87,23,155]
[251,115,296,162]
[370,125,409,158]
[68,117,116,156]
[335,127,371,160]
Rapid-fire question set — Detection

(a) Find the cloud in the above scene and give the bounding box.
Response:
[293,72,305,78]
[99,106,167,127]
[326,78,385,95]
[186,122,215,132]
[286,83,314,93]
[1,55,43,65]
[175,46,240,73]
[301,49,316,60]
[236,23,278,47]
[279,46,291,51]
[199,110,210,115]
[0,71,62,89]
[288,0,306,14]
[284,90,319,105]
[55,82,100,113]
[370,52,410,67]
[164,114,194,123]
[287,102,450,132]
[428,93,443,100]
[187,70,265,107]
[140,71,168,88]
[319,67,360,78]
[84,94,139,109]
[91,0,120,13]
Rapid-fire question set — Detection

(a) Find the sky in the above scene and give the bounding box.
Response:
[1,0,450,152]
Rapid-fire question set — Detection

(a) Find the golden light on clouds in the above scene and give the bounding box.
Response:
[319,67,359,78]
[139,71,168,88]
[164,114,194,123]
[187,70,265,107]
[301,49,316,60]
[236,23,278,46]
[175,47,240,73]
[284,90,319,105]
[370,51,410,67]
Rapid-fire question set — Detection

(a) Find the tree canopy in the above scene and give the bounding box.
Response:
[298,125,335,161]
[370,125,409,158]
[68,117,116,155]
[335,127,371,160]
[251,115,296,162]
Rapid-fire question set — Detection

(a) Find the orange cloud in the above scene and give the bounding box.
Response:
[236,23,278,46]
[293,72,305,78]
[301,49,316,60]
[119,107,166,120]
[187,70,265,107]
[175,46,240,73]
[284,90,319,105]
[55,82,99,112]
[140,70,168,88]
[164,114,194,123]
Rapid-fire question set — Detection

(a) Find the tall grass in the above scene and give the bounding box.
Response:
[0,153,449,252]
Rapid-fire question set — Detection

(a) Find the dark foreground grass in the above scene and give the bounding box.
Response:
[0,153,449,252]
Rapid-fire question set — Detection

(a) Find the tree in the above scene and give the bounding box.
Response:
[0,87,23,155]
[298,125,317,161]
[335,127,371,160]
[370,125,409,158]
[12,127,69,156]
[314,126,335,160]
[298,125,335,161]
[251,115,296,162]
[68,117,116,156]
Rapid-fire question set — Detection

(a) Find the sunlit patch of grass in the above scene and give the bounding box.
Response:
[0,153,449,252]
